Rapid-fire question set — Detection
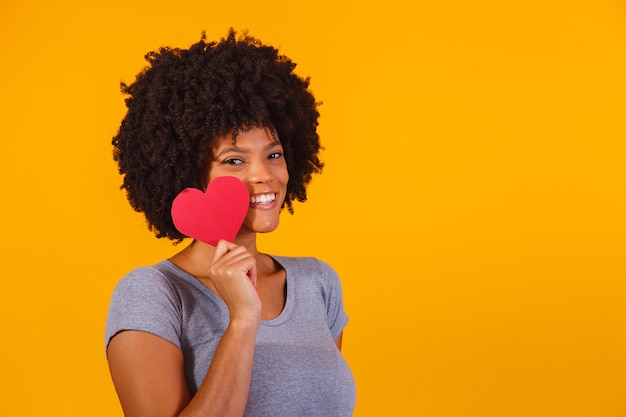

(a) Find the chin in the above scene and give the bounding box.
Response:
[244,211,281,233]
[255,221,280,234]
[239,219,280,235]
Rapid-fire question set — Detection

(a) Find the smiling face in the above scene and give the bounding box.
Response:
[206,126,289,237]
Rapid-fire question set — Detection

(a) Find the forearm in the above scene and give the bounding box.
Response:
[179,318,260,417]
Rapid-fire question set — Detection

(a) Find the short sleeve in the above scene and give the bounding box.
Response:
[317,260,349,340]
[105,267,183,353]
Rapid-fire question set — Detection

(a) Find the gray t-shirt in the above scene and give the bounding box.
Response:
[105,256,356,416]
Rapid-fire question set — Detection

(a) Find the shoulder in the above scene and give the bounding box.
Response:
[273,256,348,337]
[113,263,177,296]
[272,255,341,291]
[106,261,185,351]
[108,261,190,314]
[272,255,335,275]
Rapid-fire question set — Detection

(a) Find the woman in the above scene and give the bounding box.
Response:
[105,29,356,417]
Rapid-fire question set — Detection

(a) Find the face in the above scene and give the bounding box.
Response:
[206,126,289,236]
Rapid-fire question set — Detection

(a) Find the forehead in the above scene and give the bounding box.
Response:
[210,126,281,153]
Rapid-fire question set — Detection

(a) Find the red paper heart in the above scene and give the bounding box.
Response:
[171,176,250,246]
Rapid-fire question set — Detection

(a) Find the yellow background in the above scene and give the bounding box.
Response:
[1,0,625,416]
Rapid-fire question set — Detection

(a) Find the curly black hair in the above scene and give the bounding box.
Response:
[112,29,324,241]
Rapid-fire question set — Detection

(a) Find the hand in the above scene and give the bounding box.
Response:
[203,240,262,324]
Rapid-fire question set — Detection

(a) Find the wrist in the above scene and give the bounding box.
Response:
[228,314,261,332]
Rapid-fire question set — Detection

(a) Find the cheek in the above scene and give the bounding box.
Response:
[279,167,289,187]
[279,160,289,180]
[206,165,244,185]
[204,163,218,187]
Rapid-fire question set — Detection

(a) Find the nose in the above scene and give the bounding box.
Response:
[248,160,273,184]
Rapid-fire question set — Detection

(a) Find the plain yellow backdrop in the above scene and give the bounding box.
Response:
[1,0,625,416]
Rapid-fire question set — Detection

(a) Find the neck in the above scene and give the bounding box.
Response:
[232,230,259,255]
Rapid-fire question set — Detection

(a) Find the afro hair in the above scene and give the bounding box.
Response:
[112,29,324,241]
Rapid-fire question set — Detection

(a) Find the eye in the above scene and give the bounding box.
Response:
[224,157,243,165]
[268,152,283,160]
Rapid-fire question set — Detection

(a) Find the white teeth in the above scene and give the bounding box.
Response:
[250,193,276,204]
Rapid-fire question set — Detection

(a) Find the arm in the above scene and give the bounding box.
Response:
[108,317,258,417]
[107,241,261,417]
[107,331,190,417]
[183,317,259,416]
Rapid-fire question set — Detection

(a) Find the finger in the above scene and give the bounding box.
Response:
[248,261,257,287]
[225,250,257,283]
[210,242,256,281]
[211,239,239,263]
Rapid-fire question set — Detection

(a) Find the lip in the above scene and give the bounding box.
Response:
[249,192,278,209]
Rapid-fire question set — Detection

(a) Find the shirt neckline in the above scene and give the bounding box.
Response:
[161,255,295,327]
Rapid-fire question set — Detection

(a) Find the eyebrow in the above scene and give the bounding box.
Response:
[214,139,282,158]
